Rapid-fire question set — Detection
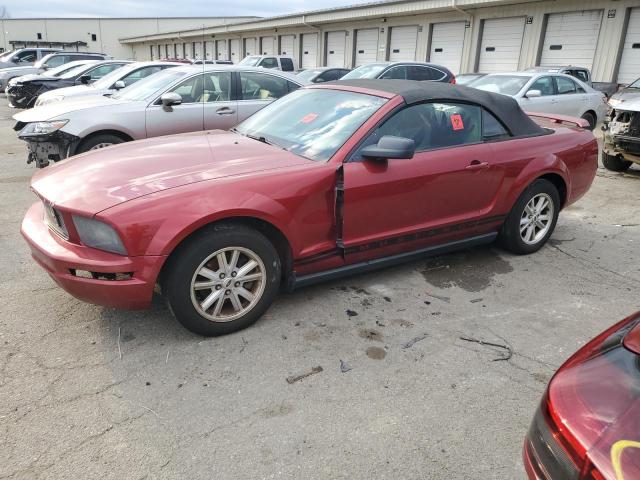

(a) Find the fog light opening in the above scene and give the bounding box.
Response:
[70,269,133,281]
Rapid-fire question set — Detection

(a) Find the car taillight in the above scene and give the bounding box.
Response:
[526,312,640,480]
[450,76,456,84]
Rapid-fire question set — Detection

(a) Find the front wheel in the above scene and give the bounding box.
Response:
[164,223,281,336]
[499,179,560,255]
[76,133,126,154]
[602,152,632,172]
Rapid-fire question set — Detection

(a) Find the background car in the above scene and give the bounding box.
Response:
[0,51,109,92]
[470,72,607,130]
[456,73,486,85]
[192,59,233,65]
[296,67,351,83]
[602,97,640,172]
[608,77,640,109]
[8,59,98,87]
[341,62,455,83]
[238,55,297,72]
[35,61,181,106]
[20,80,597,336]
[525,66,618,98]
[524,312,640,480]
[14,65,307,167]
[0,47,60,71]
[6,60,131,108]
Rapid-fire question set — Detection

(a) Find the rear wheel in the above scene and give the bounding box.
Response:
[499,179,560,255]
[602,152,632,172]
[77,134,126,154]
[581,112,596,131]
[164,223,281,336]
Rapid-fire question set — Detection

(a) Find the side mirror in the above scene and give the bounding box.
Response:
[78,74,91,85]
[113,80,126,90]
[361,135,415,161]
[41,64,49,70]
[11,57,20,63]
[161,92,182,107]
[525,89,542,98]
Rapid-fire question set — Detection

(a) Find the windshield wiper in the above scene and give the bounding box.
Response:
[244,132,273,145]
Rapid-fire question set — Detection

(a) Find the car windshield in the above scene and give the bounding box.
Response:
[235,88,387,162]
[111,69,189,101]
[627,78,640,89]
[471,75,531,96]
[239,56,261,67]
[341,64,389,80]
[296,69,323,82]
[456,74,484,85]
[44,62,83,77]
[59,64,93,79]
[92,64,134,89]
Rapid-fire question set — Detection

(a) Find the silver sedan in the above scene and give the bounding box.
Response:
[469,72,607,130]
[14,65,308,168]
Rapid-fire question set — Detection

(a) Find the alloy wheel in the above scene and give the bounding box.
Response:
[520,193,554,245]
[190,246,266,322]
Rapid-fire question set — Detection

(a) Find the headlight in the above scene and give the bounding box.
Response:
[72,215,127,255]
[19,119,68,136]
[35,95,64,106]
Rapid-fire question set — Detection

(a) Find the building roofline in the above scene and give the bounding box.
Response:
[119,0,539,43]
[0,16,261,20]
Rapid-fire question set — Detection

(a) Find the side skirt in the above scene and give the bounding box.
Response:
[290,232,498,290]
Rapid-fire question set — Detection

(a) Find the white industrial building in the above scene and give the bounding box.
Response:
[1,0,639,83]
[0,16,259,60]
[121,0,640,84]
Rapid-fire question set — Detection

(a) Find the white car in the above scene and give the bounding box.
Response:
[35,61,181,106]
[470,72,607,130]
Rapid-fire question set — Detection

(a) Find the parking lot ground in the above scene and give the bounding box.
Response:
[1,98,639,480]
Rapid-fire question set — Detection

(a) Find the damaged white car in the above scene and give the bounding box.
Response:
[603,98,640,172]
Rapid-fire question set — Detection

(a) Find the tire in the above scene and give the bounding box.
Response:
[581,112,596,131]
[164,223,281,336]
[499,179,560,255]
[76,133,126,154]
[602,152,632,172]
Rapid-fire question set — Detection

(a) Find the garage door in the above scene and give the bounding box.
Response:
[261,36,276,55]
[230,39,241,63]
[326,31,346,67]
[204,41,214,60]
[430,21,466,74]
[245,38,257,57]
[355,28,379,66]
[280,35,294,56]
[389,26,418,62]
[478,17,525,73]
[302,33,318,68]
[216,40,228,60]
[618,8,640,84]
[540,10,602,70]
[193,42,203,60]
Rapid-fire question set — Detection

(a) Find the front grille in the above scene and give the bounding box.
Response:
[43,201,68,239]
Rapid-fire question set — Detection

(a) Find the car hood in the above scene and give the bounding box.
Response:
[611,89,640,108]
[15,73,56,83]
[0,65,34,74]
[612,95,640,112]
[45,84,99,98]
[13,95,128,122]
[31,130,311,214]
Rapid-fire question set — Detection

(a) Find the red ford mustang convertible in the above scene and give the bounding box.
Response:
[21,80,598,335]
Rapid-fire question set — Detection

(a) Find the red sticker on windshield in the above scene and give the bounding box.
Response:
[300,113,318,124]
[450,114,464,130]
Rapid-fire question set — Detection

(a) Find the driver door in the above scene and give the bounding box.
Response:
[519,76,561,114]
[341,102,504,263]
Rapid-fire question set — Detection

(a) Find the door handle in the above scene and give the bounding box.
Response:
[216,107,235,115]
[466,160,490,170]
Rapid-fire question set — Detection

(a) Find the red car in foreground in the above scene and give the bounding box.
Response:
[524,312,640,480]
[21,79,598,335]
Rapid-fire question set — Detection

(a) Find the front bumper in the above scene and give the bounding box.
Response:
[6,84,38,108]
[16,128,80,168]
[21,201,166,309]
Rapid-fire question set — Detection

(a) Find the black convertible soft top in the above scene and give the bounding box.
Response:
[325,79,546,137]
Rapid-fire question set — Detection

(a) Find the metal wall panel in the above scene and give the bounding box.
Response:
[618,8,640,84]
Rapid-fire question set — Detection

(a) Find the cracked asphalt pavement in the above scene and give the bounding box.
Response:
[1,99,639,479]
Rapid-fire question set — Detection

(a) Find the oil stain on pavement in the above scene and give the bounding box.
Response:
[420,247,513,292]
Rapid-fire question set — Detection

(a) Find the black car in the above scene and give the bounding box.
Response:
[6,60,130,108]
[296,67,351,83]
[341,61,456,83]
